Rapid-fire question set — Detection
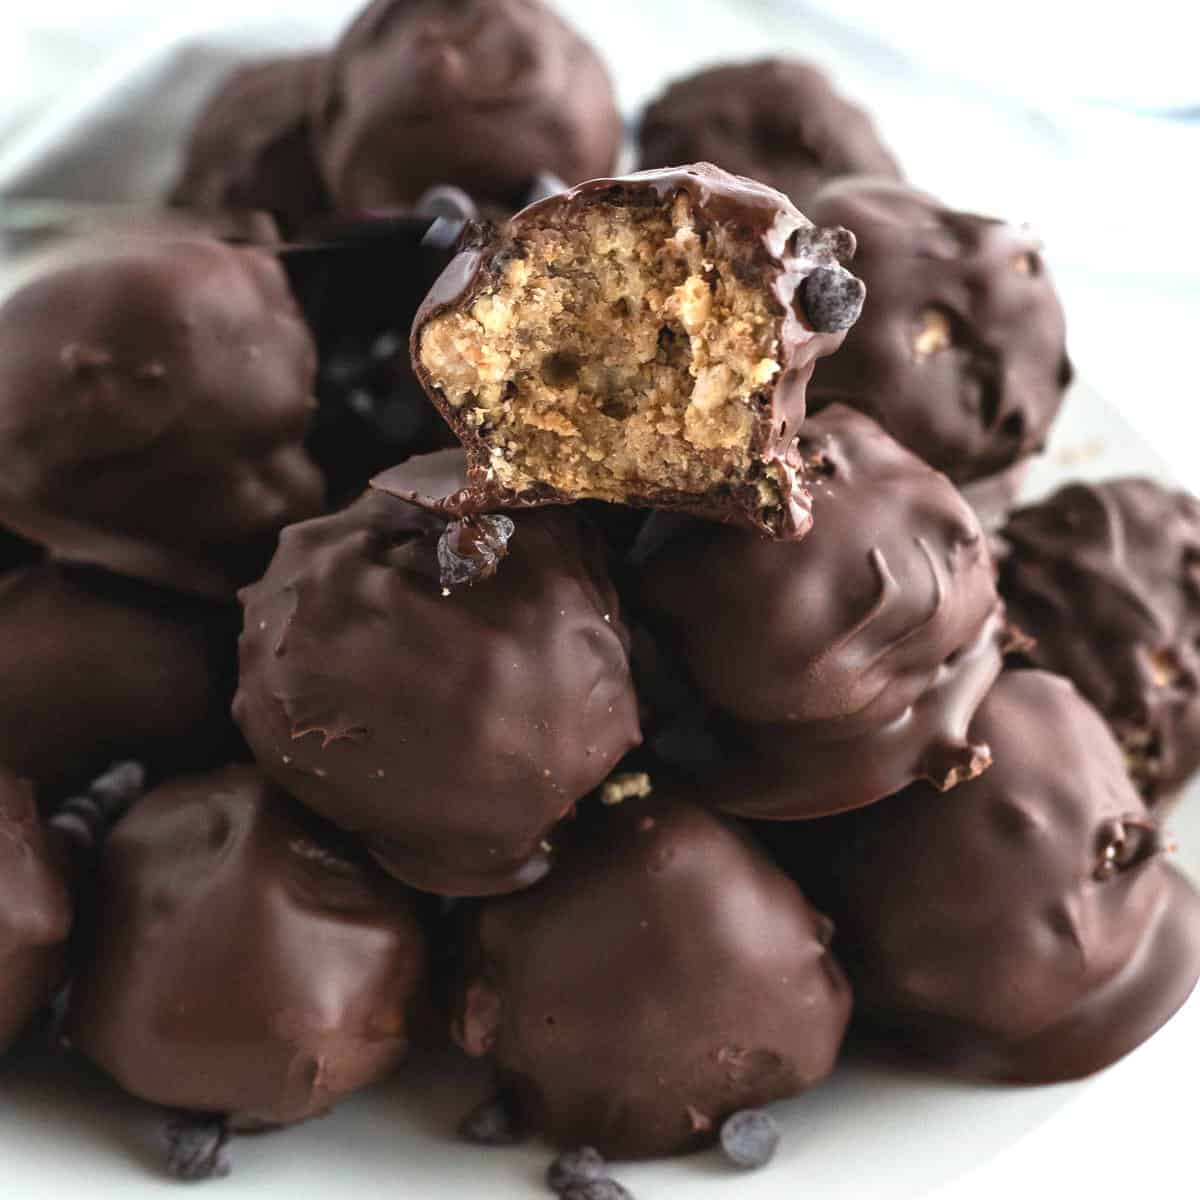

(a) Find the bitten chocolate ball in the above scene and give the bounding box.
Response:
[632,404,1003,819]
[234,451,641,896]
[1000,478,1200,803]
[0,563,237,798]
[452,789,851,1158]
[0,236,325,596]
[638,59,902,210]
[806,178,1070,486]
[313,0,621,213]
[412,164,863,538]
[69,765,428,1129]
[169,54,331,234]
[772,670,1200,1082]
[0,769,72,1054]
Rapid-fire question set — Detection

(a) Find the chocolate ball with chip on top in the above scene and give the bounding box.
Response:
[234,450,641,896]
[806,178,1070,488]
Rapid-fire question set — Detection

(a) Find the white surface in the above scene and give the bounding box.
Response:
[1,384,1197,1200]
[1,4,1199,1196]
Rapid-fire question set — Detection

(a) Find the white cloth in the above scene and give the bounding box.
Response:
[2,0,1198,485]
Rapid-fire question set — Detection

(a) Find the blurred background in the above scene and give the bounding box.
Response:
[2,0,1197,480]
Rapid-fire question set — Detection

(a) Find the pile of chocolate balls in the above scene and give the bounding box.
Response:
[1,1,1198,1193]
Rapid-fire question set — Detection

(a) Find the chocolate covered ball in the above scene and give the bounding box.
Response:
[638,59,902,210]
[313,0,621,213]
[0,235,325,596]
[807,178,1070,486]
[69,765,428,1129]
[169,54,331,234]
[0,563,238,798]
[234,451,641,896]
[633,404,1003,819]
[412,164,864,538]
[1000,478,1200,803]
[772,670,1200,1082]
[453,789,851,1158]
[0,769,72,1054]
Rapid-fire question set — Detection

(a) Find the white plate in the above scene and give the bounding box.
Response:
[1,381,1198,1200]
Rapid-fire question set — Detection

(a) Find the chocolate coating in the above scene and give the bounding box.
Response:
[169,54,331,234]
[453,790,851,1158]
[313,0,621,213]
[772,670,1200,1082]
[0,236,325,596]
[234,451,641,896]
[0,563,238,798]
[69,765,428,1128]
[411,164,863,538]
[638,59,902,210]
[807,178,1070,485]
[633,405,1003,818]
[0,769,72,1053]
[1000,478,1200,802]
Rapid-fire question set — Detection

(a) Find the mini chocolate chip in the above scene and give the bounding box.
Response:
[370,331,403,362]
[415,185,479,251]
[164,1115,231,1181]
[719,1108,780,1170]
[437,514,516,589]
[798,267,865,333]
[414,185,479,224]
[562,1182,634,1200]
[48,761,146,856]
[547,1146,606,1193]
[791,225,856,264]
[89,761,147,812]
[422,216,471,252]
[458,1096,526,1146]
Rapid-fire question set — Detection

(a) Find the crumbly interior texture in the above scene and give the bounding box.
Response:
[418,194,786,507]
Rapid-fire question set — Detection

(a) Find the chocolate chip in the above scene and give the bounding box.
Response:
[415,185,479,252]
[89,760,147,812]
[458,1095,526,1146]
[437,514,516,589]
[48,761,147,857]
[414,185,479,224]
[562,1181,634,1200]
[164,1115,231,1181]
[719,1108,780,1169]
[797,266,865,333]
[547,1146,607,1193]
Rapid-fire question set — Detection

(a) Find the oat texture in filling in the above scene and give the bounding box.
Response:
[417,192,786,507]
